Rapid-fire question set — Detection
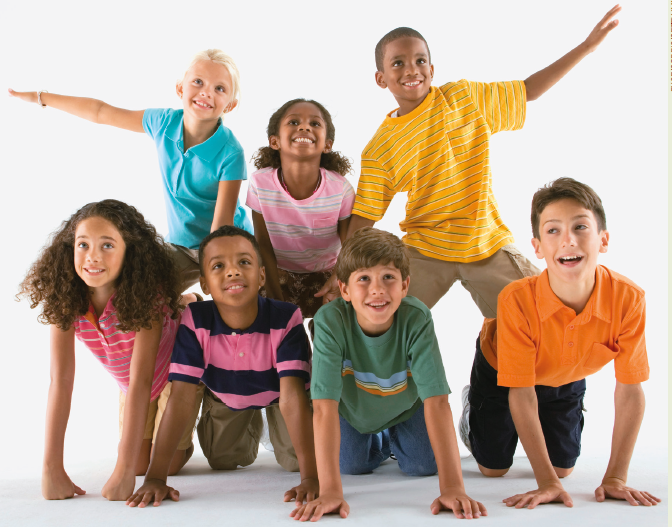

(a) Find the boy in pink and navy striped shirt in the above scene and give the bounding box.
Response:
[127,226,318,509]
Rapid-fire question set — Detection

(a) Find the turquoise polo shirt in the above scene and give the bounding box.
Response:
[143,108,253,250]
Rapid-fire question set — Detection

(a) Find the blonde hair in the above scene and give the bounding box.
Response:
[181,49,241,106]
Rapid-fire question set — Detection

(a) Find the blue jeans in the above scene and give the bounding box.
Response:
[339,403,437,476]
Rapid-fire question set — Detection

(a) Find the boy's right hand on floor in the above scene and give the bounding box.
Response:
[41,467,86,500]
[503,482,573,509]
[126,478,179,508]
[289,494,349,522]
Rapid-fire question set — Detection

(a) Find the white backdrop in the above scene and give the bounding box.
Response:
[0,0,666,474]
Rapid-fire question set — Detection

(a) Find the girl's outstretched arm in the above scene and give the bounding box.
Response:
[101,319,162,501]
[211,180,243,232]
[8,89,145,132]
[42,326,85,500]
[252,211,284,301]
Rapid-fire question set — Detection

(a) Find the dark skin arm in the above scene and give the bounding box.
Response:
[252,211,284,301]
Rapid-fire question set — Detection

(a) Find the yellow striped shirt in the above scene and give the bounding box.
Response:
[353,79,526,262]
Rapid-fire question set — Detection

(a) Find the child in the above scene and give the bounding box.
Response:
[9,49,252,294]
[18,200,203,501]
[247,99,354,319]
[126,226,318,508]
[316,6,621,316]
[459,178,660,509]
[293,228,485,521]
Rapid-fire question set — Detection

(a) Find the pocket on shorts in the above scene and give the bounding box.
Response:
[583,343,617,373]
[500,244,540,278]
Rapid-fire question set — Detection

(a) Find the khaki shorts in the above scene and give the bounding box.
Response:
[407,244,540,317]
[119,382,205,451]
[167,243,201,294]
[197,388,301,472]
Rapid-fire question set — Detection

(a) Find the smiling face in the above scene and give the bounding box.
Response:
[200,235,265,312]
[177,60,238,123]
[339,263,410,336]
[375,36,434,116]
[74,217,126,293]
[531,198,609,286]
[269,102,333,161]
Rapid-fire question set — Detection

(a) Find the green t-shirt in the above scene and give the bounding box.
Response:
[311,296,450,434]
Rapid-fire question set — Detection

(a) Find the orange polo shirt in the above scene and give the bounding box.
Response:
[480,265,649,388]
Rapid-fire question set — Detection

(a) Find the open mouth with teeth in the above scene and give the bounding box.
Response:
[293,137,314,144]
[402,80,422,87]
[225,284,246,292]
[366,301,390,310]
[558,256,583,265]
[193,100,213,109]
[84,267,105,275]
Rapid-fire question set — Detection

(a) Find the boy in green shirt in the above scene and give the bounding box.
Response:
[292,228,484,521]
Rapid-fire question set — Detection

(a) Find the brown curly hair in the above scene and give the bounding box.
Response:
[18,199,182,331]
[251,98,352,176]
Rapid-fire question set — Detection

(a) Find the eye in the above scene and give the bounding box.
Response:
[392,60,403,67]
[575,224,588,230]
[193,78,202,85]
[77,242,88,249]
[383,274,396,280]
[547,228,558,234]
[212,263,222,270]
[287,119,299,125]
[357,275,370,282]
[102,243,114,249]
[417,58,426,64]
[310,120,321,127]
[216,85,225,92]
[240,259,251,265]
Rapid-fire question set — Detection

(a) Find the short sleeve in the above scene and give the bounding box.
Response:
[219,146,247,182]
[310,312,345,401]
[351,156,396,221]
[142,108,171,140]
[614,297,649,384]
[406,311,451,400]
[168,307,206,385]
[496,298,537,387]
[464,81,526,134]
[276,308,311,382]
[245,172,262,213]
[338,180,356,220]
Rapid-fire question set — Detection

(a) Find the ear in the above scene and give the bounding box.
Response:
[598,230,610,254]
[375,71,387,89]
[223,99,238,114]
[324,139,334,154]
[338,279,351,302]
[429,63,435,80]
[258,265,266,289]
[400,275,410,298]
[531,237,544,260]
[176,82,183,99]
[269,135,281,151]
[199,275,210,296]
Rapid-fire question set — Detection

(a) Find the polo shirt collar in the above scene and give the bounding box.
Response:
[535,267,612,324]
[164,110,226,162]
[210,296,264,335]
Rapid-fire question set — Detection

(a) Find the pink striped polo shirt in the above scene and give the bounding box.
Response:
[73,294,180,401]
[246,167,355,273]
[169,297,310,410]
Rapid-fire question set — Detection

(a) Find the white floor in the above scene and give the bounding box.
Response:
[1,448,666,527]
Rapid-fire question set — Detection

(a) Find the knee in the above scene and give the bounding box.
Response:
[554,466,574,478]
[478,464,509,477]
[339,459,371,475]
[399,459,438,477]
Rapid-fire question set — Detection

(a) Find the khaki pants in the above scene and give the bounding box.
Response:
[197,388,300,472]
[167,243,201,294]
[119,382,205,451]
[407,244,540,317]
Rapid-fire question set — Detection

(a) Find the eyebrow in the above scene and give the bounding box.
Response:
[285,113,324,121]
[208,251,254,263]
[390,52,428,60]
[75,235,117,241]
[543,214,591,225]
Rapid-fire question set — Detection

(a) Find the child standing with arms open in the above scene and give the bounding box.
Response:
[19,200,203,502]
[248,99,354,319]
[10,49,251,294]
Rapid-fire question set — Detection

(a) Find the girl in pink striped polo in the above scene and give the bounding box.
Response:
[247,99,355,319]
[19,200,201,503]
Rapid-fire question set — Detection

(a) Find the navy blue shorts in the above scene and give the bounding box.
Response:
[468,338,586,470]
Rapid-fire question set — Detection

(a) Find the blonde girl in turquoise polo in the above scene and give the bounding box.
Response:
[9,49,252,293]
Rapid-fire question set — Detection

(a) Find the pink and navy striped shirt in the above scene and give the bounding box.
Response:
[169,297,310,410]
[246,167,355,273]
[73,294,180,401]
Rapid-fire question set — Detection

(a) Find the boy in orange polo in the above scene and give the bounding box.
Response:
[459,178,660,510]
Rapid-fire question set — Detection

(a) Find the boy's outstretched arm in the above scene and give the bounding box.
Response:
[505,387,572,509]
[8,89,145,132]
[595,382,660,506]
[424,395,486,519]
[125,380,198,508]
[290,399,349,522]
[524,5,621,101]
[278,377,319,505]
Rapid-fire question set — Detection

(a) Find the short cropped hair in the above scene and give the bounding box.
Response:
[375,27,431,71]
[198,225,263,276]
[336,227,410,283]
[531,178,607,239]
[181,49,241,106]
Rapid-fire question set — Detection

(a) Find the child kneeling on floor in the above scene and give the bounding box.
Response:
[293,228,485,521]
[127,226,317,508]
[460,178,660,510]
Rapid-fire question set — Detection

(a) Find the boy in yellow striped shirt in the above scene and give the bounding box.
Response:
[316,5,622,317]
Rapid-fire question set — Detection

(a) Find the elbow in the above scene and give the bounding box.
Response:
[523,80,539,102]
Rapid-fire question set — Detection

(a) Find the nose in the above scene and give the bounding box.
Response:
[369,277,385,294]
[561,229,577,247]
[87,246,102,262]
[226,264,241,277]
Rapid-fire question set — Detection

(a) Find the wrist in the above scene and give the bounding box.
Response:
[43,458,65,473]
[602,475,627,486]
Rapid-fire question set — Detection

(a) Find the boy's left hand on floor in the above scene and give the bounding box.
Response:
[595,478,661,507]
[503,482,572,509]
[101,468,136,501]
[430,488,487,519]
[284,477,319,506]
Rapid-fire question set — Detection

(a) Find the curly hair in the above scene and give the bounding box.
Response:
[18,200,182,331]
[251,98,352,176]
